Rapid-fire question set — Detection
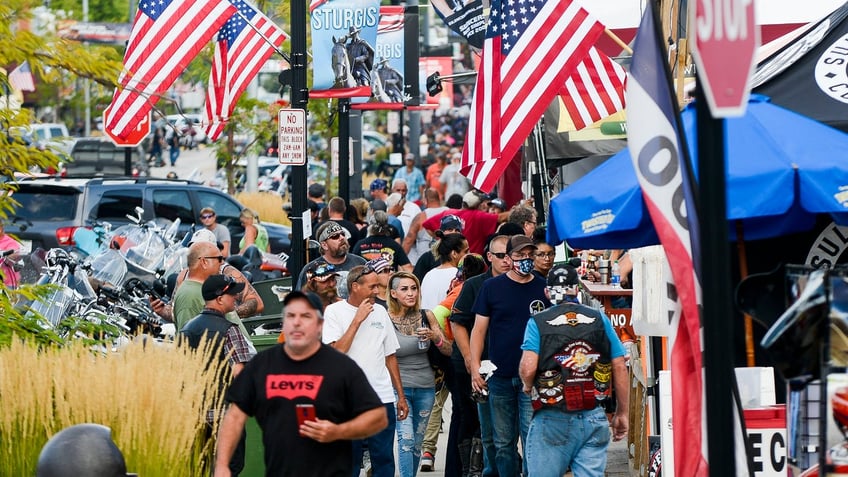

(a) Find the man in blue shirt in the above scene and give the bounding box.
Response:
[519,264,629,477]
[392,154,426,203]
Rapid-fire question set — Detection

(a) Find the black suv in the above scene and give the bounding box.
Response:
[7,176,291,255]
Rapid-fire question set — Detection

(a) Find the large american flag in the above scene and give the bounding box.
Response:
[559,46,626,131]
[626,3,707,477]
[460,0,604,192]
[9,61,35,92]
[104,0,235,139]
[203,0,287,141]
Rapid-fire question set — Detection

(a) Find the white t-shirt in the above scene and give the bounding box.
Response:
[322,300,400,403]
[420,266,458,310]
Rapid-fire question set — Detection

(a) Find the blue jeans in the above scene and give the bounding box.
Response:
[477,400,498,477]
[396,387,435,477]
[525,407,610,477]
[487,375,533,476]
[352,403,397,477]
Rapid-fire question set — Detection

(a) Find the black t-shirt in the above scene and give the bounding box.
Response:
[351,235,410,269]
[226,344,382,476]
[449,271,493,362]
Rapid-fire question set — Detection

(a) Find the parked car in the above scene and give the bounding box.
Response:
[9,123,74,156]
[65,137,148,177]
[6,176,292,256]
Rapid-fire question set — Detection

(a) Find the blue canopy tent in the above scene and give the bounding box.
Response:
[548,95,848,250]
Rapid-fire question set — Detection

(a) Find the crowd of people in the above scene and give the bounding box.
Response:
[185,159,632,477]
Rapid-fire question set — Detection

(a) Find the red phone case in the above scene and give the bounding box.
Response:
[296,404,316,427]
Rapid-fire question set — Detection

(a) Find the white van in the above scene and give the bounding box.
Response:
[12,123,74,156]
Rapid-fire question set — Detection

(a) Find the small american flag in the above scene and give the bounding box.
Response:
[559,46,626,131]
[9,61,35,92]
[204,0,287,141]
[105,0,236,139]
[460,0,605,192]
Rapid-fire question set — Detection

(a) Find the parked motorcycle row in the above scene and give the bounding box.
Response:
[8,207,290,351]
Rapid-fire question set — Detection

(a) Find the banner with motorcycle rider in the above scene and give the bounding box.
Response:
[309,0,380,98]
[352,6,406,110]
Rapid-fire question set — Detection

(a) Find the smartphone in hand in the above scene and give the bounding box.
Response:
[296,404,316,427]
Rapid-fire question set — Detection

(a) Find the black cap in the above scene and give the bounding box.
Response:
[505,235,536,254]
[201,274,246,301]
[283,290,325,314]
[547,263,578,288]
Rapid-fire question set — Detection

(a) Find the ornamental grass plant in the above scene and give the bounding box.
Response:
[236,191,291,226]
[0,336,226,476]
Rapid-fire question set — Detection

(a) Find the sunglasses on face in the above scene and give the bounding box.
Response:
[203,255,225,263]
[200,214,215,219]
[490,252,508,259]
[327,233,346,241]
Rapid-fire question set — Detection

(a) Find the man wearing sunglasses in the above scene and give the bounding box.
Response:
[181,273,253,475]
[323,264,409,477]
[199,207,231,257]
[296,221,366,300]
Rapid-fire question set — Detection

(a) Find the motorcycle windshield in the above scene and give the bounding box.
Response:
[89,249,128,288]
[113,225,169,274]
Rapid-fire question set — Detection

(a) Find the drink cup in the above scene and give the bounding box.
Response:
[417,327,429,350]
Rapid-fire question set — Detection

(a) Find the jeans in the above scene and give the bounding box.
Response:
[396,387,435,477]
[477,399,497,477]
[352,403,397,477]
[486,375,533,477]
[525,407,610,477]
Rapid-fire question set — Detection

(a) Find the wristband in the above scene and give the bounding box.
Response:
[435,338,444,347]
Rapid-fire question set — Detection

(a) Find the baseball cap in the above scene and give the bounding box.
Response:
[440,214,464,232]
[308,183,325,199]
[505,235,536,254]
[201,274,246,301]
[189,228,217,245]
[489,198,506,211]
[463,191,482,209]
[365,257,392,273]
[370,178,388,191]
[547,263,578,288]
[316,221,350,242]
[305,260,339,282]
[283,290,325,314]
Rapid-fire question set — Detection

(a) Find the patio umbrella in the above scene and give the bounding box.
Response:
[547,95,848,250]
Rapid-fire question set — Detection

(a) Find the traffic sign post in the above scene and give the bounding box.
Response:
[102,105,151,147]
[691,0,759,117]
[691,1,759,475]
[277,108,307,166]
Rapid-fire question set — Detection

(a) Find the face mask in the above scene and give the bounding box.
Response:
[513,258,534,275]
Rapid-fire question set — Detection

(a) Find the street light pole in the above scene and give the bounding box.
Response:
[288,0,308,282]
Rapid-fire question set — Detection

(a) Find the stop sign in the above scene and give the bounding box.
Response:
[103,105,151,147]
[691,0,760,117]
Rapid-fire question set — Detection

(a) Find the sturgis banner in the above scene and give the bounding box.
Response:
[352,6,406,110]
[430,0,487,49]
[310,0,380,98]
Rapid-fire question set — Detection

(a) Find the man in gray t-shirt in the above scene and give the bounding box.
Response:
[199,207,232,256]
[296,221,365,299]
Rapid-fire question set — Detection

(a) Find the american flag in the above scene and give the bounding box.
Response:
[559,46,626,130]
[378,8,404,34]
[203,0,287,141]
[9,61,35,92]
[104,0,235,139]
[460,0,604,192]
[626,3,707,477]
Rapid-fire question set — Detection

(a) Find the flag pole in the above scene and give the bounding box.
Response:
[231,7,291,63]
[603,28,633,54]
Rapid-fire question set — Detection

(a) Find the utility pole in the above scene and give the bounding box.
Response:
[288,0,308,282]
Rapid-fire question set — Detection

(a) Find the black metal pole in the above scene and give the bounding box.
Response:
[288,0,308,282]
[339,98,350,203]
[124,146,132,176]
[697,88,736,476]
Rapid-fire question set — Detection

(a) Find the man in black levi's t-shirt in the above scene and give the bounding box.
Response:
[215,291,386,477]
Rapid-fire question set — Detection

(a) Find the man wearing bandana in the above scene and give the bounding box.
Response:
[518,264,629,477]
[468,235,550,476]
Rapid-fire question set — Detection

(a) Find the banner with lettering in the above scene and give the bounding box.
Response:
[429,0,486,49]
[352,6,406,110]
[309,0,380,98]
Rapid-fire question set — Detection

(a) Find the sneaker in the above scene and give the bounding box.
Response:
[420,452,435,472]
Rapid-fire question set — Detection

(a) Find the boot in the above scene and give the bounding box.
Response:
[457,438,472,477]
[468,437,483,477]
